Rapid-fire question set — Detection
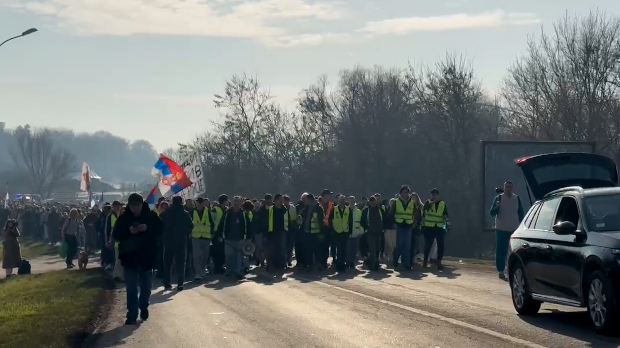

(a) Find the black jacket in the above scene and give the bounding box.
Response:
[112,203,162,270]
[160,200,194,248]
[216,208,252,240]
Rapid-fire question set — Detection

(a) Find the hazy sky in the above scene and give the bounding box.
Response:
[0,0,617,151]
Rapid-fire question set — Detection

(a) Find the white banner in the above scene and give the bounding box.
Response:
[174,151,205,200]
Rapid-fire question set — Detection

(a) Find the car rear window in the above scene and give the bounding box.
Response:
[532,164,615,185]
[584,194,620,232]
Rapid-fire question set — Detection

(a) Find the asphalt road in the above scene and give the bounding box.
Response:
[94,261,620,348]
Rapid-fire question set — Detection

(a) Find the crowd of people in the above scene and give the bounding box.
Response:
[103,184,450,324]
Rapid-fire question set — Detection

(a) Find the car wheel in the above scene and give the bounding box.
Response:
[586,270,618,335]
[510,262,541,315]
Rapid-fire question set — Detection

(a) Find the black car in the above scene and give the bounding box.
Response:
[507,152,620,334]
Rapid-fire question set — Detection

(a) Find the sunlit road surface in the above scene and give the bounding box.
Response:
[95,261,620,348]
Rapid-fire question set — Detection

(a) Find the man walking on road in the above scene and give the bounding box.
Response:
[112,193,162,325]
[191,197,214,281]
[161,196,194,291]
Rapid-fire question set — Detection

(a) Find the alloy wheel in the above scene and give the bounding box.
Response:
[512,268,526,308]
[588,278,607,328]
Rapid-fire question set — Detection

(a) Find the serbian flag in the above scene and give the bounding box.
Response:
[145,184,158,205]
[151,154,193,197]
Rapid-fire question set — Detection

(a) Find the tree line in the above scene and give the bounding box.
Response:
[0,123,158,197]
[178,11,620,257]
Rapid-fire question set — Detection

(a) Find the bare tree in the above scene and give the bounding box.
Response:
[10,127,76,198]
[503,10,620,152]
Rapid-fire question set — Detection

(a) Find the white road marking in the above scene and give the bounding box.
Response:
[292,275,548,348]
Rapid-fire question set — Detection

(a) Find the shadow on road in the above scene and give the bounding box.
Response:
[519,308,620,347]
[89,320,141,346]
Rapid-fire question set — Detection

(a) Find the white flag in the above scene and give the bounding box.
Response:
[80,162,91,192]
[4,192,8,208]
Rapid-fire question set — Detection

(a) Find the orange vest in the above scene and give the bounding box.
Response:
[321,201,333,226]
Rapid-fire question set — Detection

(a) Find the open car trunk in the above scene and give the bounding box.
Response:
[515,152,618,200]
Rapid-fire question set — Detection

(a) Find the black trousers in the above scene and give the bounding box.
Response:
[409,228,421,266]
[65,234,78,266]
[163,245,186,287]
[366,233,382,270]
[295,229,306,267]
[304,233,320,268]
[332,233,349,271]
[423,227,445,264]
[210,239,225,272]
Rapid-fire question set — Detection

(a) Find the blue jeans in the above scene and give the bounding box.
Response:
[495,230,512,273]
[393,225,412,268]
[224,240,244,276]
[125,268,152,320]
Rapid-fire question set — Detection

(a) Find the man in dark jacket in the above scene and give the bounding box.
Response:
[361,196,384,271]
[112,193,162,325]
[216,196,252,279]
[160,196,194,291]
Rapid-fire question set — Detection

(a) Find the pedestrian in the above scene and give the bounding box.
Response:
[112,193,162,325]
[392,185,414,270]
[1,219,21,277]
[217,196,252,279]
[489,181,524,279]
[266,194,289,274]
[361,196,384,271]
[160,196,194,291]
[347,196,363,269]
[61,208,83,269]
[422,188,449,269]
[191,197,214,281]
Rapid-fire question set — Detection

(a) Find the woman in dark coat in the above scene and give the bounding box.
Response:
[2,219,22,277]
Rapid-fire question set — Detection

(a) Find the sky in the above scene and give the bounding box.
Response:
[0,0,618,151]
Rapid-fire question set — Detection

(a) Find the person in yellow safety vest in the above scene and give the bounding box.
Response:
[215,196,252,278]
[191,197,215,281]
[107,201,124,282]
[422,188,449,269]
[254,194,273,267]
[210,194,229,274]
[283,195,297,267]
[328,195,353,272]
[152,197,166,217]
[300,193,325,270]
[266,194,291,274]
[319,189,334,266]
[346,196,363,269]
[360,196,384,271]
[393,185,415,270]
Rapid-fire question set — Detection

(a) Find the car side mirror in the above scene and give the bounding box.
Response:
[553,221,577,235]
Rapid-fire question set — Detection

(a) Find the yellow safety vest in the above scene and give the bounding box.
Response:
[310,212,320,233]
[394,198,414,225]
[213,206,224,227]
[268,206,290,232]
[191,209,212,239]
[332,206,350,233]
[111,213,119,248]
[351,207,363,236]
[423,201,446,228]
[288,205,298,226]
[246,210,253,222]
[152,208,159,217]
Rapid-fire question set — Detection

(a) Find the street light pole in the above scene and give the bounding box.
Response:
[0,28,38,48]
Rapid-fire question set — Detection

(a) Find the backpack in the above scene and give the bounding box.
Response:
[18,258,31,275]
